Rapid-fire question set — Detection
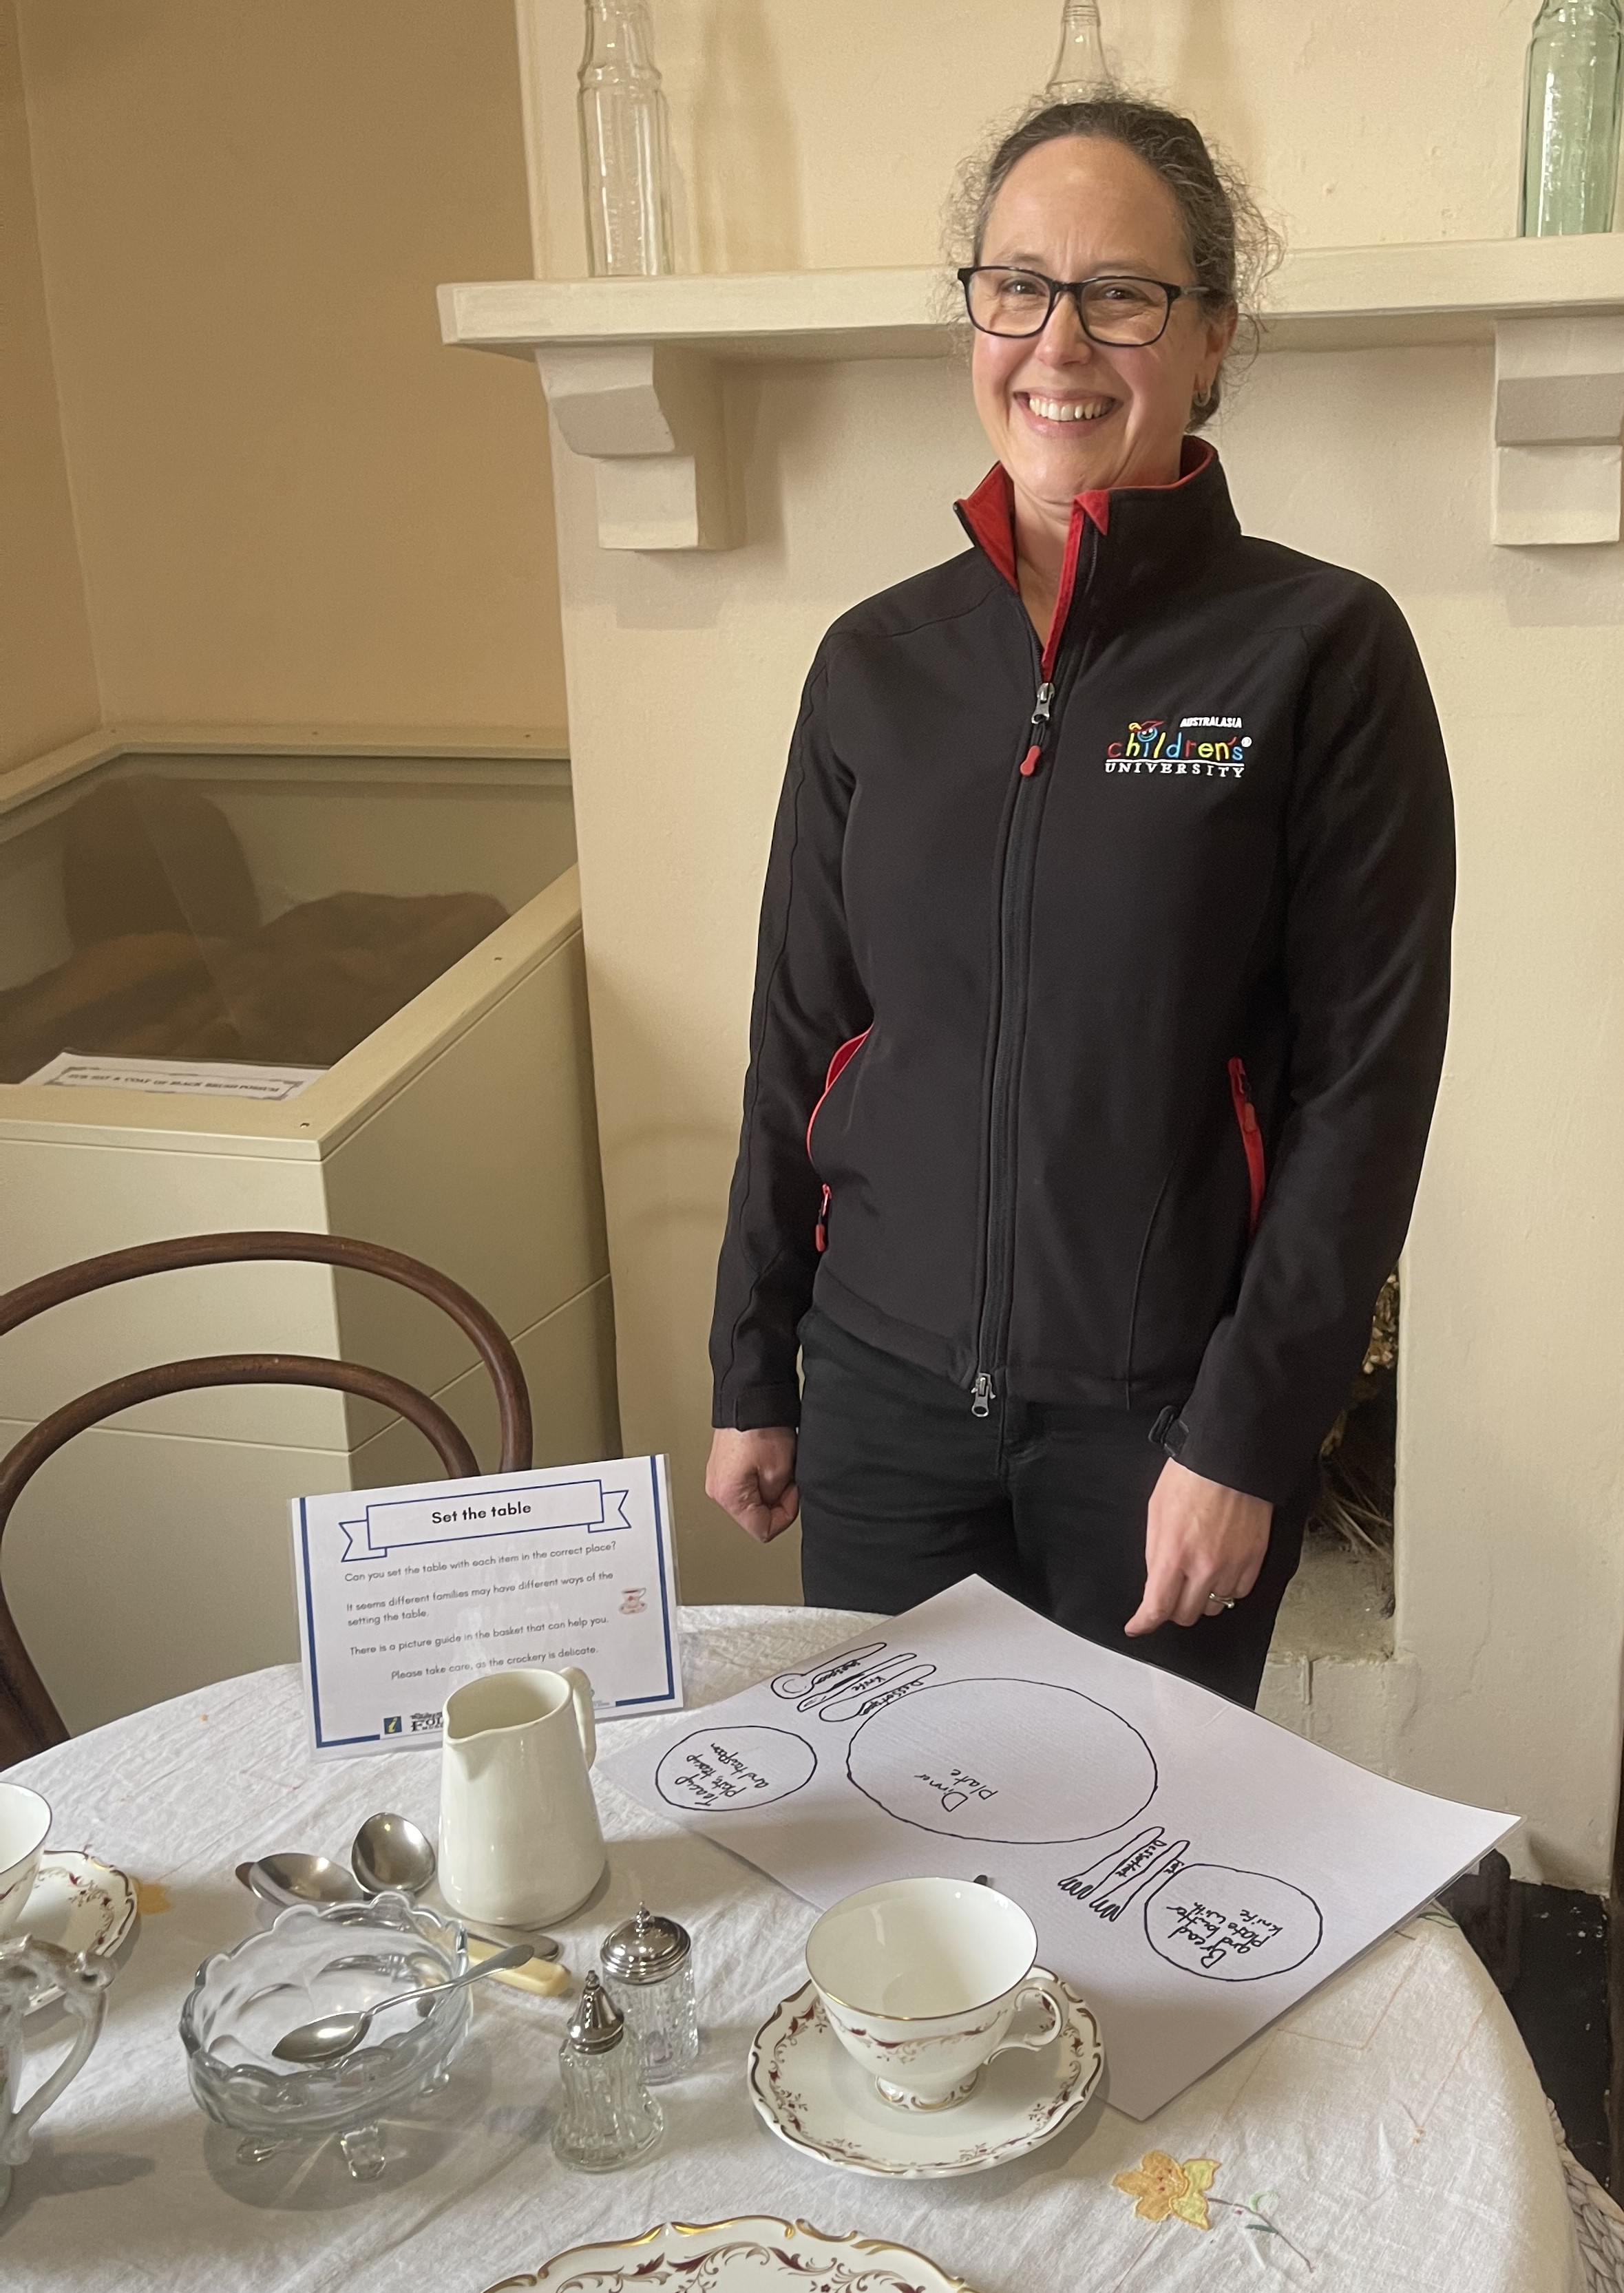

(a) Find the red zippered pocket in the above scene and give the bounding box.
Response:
[1227,1056,1266,1240]
[807,1028,870,1253]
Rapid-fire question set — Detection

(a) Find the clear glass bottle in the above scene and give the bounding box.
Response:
[1046,0,1110,101]
[1520,0,1623,235]
[551,1972,664,2172]
[600,1903,698,2082]
[578,0,675,277]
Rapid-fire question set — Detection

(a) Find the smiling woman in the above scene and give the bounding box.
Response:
[705,95,1455,1711]
[951,97,1274,637]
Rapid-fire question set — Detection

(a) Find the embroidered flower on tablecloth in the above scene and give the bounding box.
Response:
[1112,2150,1219,2229]
[1115,2155,1316,2270]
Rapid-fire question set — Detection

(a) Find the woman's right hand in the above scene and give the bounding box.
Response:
[706,1426,799,1543]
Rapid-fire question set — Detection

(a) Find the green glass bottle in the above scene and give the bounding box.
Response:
[1519,0,1624,234]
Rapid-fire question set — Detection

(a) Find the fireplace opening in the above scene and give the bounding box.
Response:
[1312,1270,1398,1609]
[1269,1272,1398,1666]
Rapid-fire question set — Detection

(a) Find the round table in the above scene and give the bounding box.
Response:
[0,1606,1599,2291]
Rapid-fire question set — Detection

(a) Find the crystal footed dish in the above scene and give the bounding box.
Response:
[180,1890,472,2179]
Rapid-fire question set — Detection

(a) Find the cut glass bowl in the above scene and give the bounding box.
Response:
[180,1889,472,2179]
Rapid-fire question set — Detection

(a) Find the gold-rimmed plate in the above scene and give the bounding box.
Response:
[483,2216,977,2291]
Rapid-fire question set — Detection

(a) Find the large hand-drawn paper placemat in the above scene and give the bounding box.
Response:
[600,1576,1512,2117]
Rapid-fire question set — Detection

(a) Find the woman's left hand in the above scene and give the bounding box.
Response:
[1125,1457,1272,1635]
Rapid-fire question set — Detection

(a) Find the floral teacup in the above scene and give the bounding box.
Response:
[805,1875,1066,2110]
[0,1786,49,1943]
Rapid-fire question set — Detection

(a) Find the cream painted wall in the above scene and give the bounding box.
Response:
[0,0,98,770]
[1219,348,1624,1889]
[15,0,567,736]
[520,0,1532,278]
[515,2,1624,1885]
[547,363,995,1617]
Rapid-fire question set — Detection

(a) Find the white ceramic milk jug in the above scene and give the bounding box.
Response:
[439,1667,607,1927]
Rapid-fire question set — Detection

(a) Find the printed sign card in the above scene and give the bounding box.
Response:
[291,1455,682,1757]
[24,1050,324,1099]
[602,1576,1513,2118]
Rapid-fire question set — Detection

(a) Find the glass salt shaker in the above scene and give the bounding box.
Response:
[551,1972,664,2173]
[600,1903,699,2082]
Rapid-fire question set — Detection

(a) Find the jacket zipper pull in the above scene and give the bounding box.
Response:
[1228,1056,1260,1133]
[971,1369,995,1417]
[1019,680,1055,778]
[814,1183,831,1254]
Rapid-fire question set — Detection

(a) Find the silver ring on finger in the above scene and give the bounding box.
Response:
[1205,1594,1238,1612]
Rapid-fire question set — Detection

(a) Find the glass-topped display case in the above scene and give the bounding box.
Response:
[0,748,576,1083]
[0,739,615,1733]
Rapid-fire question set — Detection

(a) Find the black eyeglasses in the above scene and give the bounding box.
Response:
[957,266,1200,346]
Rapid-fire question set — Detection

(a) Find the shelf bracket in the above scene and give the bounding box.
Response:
[1493,315,1624,546]
[534,344,732,551]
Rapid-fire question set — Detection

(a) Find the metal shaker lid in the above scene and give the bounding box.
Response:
[565,1969,625,2053]
[600,1902,692,1983]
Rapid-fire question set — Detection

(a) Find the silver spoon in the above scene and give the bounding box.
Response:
[236,1841,562,1962]
[271,1941,534,2064]
[238,1854,363,1910]
[350,1812,437,1900]
[349,1812,562,1959]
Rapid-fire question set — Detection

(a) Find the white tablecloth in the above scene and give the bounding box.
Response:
[0,1606,1593,2292]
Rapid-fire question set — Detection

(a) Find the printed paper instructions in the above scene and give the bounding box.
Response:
[293,1455,682,1756]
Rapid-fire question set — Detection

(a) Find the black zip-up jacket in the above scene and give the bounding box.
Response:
[710,443,1455,1506]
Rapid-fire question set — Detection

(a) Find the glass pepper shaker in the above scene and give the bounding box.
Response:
[551,1971,664,2172]
[600,1903,699,2082]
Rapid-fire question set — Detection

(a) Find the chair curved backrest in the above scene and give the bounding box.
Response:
[0,1232,532,1761]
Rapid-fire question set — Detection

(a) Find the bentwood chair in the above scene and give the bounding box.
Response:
[0,1231,531,1763]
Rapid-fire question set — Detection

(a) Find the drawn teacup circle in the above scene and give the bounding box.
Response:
[845,1677,1157,1844]
[655,1724,816,1813]
[1142,1863,1323,1981]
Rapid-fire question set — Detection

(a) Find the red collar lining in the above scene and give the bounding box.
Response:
[956,435,1216,596]
[957,437,1216,675]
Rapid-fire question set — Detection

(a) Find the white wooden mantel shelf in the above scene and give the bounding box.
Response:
[439,236,1624,551]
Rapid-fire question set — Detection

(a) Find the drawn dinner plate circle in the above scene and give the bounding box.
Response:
[845,1677,1157,1843]
[655,1724,816,1813]
[1143,1863,1323,1981]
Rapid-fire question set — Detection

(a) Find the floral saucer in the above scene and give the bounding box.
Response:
[484,2217,976,2291]
[747,1973,1104,2179]
[13,1851,138,2010]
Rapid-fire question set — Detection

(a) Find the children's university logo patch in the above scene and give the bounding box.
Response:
[1106,715,1252,778]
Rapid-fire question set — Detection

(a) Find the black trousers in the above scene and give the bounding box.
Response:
[795,1309,1308,1709]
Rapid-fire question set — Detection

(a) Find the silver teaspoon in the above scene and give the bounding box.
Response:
[271,1941,534,2064]
[348,1813,562,1960]
[350,1811,436,1900]
[239,1854,363,1910]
